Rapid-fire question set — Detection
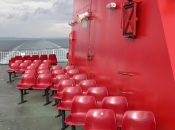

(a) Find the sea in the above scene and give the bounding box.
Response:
[0,38,69,51]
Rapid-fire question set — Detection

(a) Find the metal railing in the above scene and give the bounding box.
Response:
[0,48,68,64]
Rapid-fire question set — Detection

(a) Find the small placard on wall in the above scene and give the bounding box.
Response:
[82,21,88,28]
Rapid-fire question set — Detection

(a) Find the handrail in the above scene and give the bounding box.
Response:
[0,48,68,64]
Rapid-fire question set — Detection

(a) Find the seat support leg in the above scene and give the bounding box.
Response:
[55,110,62,118]
[7,72,14,83]
[60,110,69,130]
[13,72,17,77]
[71,126,76,130]
[43,89,52,106]
[18,90,27,104]
[52,99,59,106]
[23,90,29,95]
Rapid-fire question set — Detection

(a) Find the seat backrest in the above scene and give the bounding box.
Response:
[38,65,49,70]
[70,95,97,115]
[31,55,39,61]
[62,87,82,102]
[54,74,70,84]
[39,54,48,61]
[79,79,97,94]
[23,55,31,60]
[20,73,36,85]
[49,54,57,58]
[49,54,58,64]
[15,56,23,60]
[25,69,37,77]
[15,60,23,65]
[64,65,75,73]
[102,96,128,127]
[30,62,40,67]
[10,62,20,70]
[9,58,16,66]
[27,63,40,70]
[33,60,42,64]
[57,79,75,92]
[84,109,117,130]
[51,69,64,79]
[87,87,108,108]
[38,69,50,75]
[66,69,79,78]
[19,62,28,70]
[51,65,62,71]
[43,59,51,63]
[122,111,156,130]
[72,74,87,86]
[24,60,32,66]
[37,73,52,86]
[42,61,51,67]
[32,55,39,59]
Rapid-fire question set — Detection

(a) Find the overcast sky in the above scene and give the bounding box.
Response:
[0,0,73,38]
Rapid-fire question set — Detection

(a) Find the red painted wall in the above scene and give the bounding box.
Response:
[70,0,175,129]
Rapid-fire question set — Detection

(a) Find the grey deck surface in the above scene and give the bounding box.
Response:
[0,63,84,130]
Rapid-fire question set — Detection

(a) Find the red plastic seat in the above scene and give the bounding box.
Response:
[24,60,32,66]
[84,109,117,130]
[15,60,23,65]
[79,79,97,95]
[32,73,52,106]
[51,69,64,83]
[102,96,128,128]
[52,79,75,101]
[49,54,58,65]
[55,87,82,129]
[66,68,79,78]
[52,73,70,84]
[33,59,42,64]
[43,60,52,66]
[43,59,51,63]
[15,62,28,73]
[23,55,31,60]
[87,87,108,108]
[72,74,87,86]
[122,111,156,130]
[64,65,75,73]
[39,54,48,61]
[15,56,23,60]
[51,65,62,72]
[65,95,97,129]
[37,69,50,76]
[27,62,40,70]
[16,73,36,104]
[38,65,50,70]
[8,58,16,67]
[31,55,39,61]
[6,62,20,83]
[25,69,37,77]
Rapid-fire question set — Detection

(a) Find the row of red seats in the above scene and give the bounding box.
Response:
[6,59,54,83]
[9,54,57,66]
[56,89,156,130]
[14,65,156,130]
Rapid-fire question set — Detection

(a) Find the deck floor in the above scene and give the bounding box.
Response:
[0,63,84,130]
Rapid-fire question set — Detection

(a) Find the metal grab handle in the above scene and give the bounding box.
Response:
[118,71,133,76]
[117,89,128,94]
[116,89,131,95]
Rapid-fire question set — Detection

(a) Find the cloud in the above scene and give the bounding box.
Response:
[0,0,73,38]
[20,12,31,21]
[35,8,50,15]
